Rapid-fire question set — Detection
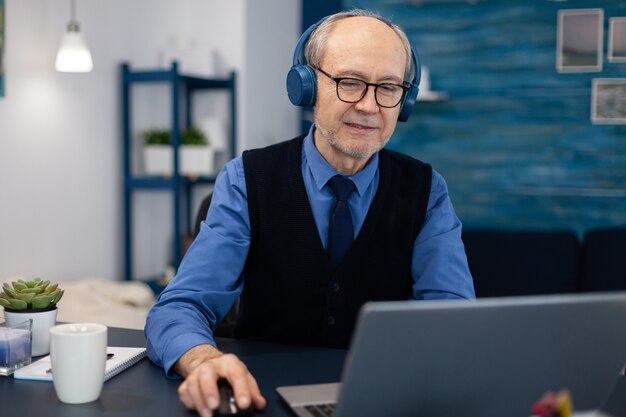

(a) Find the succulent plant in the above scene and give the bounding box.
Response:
[0,278,64,311]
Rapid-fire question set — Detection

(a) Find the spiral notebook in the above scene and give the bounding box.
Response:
[14,346,146,382]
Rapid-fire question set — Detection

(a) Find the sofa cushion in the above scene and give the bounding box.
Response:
[581,228,626,292]
[462,230,581,298]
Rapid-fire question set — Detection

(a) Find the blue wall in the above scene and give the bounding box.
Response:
[343,0,626,233]
[302,0,342,29]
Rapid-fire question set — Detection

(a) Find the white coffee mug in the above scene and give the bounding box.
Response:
[49,323,107,404]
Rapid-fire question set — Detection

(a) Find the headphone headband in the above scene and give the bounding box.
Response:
[292,16,328,67]
[286,15,421,122]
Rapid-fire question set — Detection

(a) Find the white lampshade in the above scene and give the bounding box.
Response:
[55,30,93,73]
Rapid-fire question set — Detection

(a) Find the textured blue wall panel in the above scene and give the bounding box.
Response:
[347,0,626,232]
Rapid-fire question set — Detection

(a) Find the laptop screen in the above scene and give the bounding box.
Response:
[316,293,626,417]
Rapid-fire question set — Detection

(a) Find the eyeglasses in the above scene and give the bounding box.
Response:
[313,66,409,108]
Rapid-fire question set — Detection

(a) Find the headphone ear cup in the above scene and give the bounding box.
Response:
[287,65,317,107]
[397,84,418,122]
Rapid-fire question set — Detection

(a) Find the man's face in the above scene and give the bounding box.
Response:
[313,17,407,167]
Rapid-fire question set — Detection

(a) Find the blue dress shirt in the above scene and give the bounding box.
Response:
[145,126,475,377]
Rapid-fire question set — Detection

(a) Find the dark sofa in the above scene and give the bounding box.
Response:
[194,192,626,299]
[462,228,626,298]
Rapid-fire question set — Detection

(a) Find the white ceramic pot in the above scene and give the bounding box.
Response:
[143,145,173,176]
[144,144,215,177]
[4,308,58,356]
[180,145,214,176]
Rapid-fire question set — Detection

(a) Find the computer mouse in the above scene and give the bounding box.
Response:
[216,379,254,416]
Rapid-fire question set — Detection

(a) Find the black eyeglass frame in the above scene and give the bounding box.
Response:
[312,66,411,108]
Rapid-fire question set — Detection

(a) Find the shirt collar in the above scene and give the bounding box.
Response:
[303,124,379,197]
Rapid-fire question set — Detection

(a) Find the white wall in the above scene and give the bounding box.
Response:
[245,0,301,148]
[0,0,300,282]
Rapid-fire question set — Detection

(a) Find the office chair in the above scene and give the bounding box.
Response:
[194,193,213,237]
[194,192,238,338]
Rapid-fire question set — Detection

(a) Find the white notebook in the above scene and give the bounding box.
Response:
[14,346,146,382]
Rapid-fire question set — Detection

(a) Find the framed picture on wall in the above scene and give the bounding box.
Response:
[557,8,604,73]
[608,17,626,63]
[591,79,626,124]
[0,0,4,97]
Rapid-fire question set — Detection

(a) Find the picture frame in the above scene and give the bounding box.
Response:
[556,8,604,73]
[591,78,626,124]
[608,17,626,63]
[0,0,4,97]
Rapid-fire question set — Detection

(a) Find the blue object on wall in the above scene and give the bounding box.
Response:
[346,0,626,233]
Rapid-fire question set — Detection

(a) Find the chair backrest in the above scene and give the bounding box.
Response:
[462,230,581,298]
[581,228,626,292]
[193,191,238,337]
[194,193,213,238]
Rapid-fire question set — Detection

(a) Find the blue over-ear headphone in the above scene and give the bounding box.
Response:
[286,15,421,122]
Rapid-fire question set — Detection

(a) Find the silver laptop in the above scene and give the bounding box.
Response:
[277,292,626,417]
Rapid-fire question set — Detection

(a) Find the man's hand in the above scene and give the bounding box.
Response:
[175,344,267,417]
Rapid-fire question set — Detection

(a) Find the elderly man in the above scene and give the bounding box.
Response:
[145,9,475,416]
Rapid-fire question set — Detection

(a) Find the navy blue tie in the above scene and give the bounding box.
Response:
[327,175,356,267]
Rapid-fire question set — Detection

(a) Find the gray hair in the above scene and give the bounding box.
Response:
[304,9,413,80]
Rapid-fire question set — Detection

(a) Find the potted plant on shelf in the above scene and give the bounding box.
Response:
[142,128,172,176]
[180,126,214,178]
[0,278,64,356]
[142,126,214,177]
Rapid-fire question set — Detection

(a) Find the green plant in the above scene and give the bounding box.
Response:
[182,126,208,146]
[0,278,64,311]
[143,128,171,145]
[143,127,208,146]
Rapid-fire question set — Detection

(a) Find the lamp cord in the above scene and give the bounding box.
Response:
[67,0,79,32]
[70,0,76,23]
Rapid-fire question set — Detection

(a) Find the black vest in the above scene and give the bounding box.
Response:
[236,135,432,348]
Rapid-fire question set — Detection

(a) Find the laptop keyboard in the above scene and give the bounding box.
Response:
[305,403,336,417]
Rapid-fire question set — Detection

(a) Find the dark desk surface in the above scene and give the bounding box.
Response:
[2,326,626,417]
[0,327,346,417]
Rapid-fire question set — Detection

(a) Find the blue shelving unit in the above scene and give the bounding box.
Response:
[121,61,237,282]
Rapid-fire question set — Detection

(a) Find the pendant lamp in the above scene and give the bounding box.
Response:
[55,0,93,73]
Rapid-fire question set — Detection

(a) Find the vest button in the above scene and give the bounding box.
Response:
[327,316,336,325]
[332,282,340,292]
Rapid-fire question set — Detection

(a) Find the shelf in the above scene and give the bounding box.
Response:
[125,175,219,190]
[123,68,234,90]
[121,61,237,281]
[416,91,449,101]
[415,66,448,101]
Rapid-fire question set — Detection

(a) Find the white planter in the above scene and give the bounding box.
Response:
[180,145,215,176]
[4,308,58,356]
[143,145,172,176]
[143,145,215,177]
